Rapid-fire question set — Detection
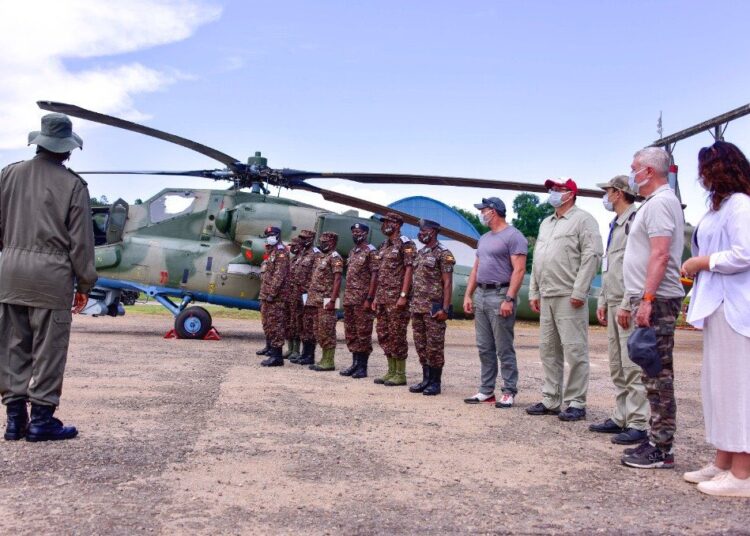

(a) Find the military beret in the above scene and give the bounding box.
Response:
[351,222,369,232]
[320,231,338,242]
[378,211,404,224]
[298,229,316,239]
[418,218,441,231]
[264,226,281,236]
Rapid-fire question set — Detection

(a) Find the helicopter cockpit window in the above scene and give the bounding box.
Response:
[149,192,196,223]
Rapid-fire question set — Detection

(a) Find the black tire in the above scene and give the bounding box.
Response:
[174,306,212,339]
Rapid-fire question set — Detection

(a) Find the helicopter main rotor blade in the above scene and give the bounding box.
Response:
[75,170,235,179]
[282,170,602,198]
[37,101,243,170]
[292,181,479,249]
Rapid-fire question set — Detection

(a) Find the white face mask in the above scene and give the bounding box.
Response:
[480,211,493,225]
[602,192,614,212]
[547,191,567,208]
[628,168,649,194]
[266,235,278,246]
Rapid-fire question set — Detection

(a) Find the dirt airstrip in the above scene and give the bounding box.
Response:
[0,311,748,535]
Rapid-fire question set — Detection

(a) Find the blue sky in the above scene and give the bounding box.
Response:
[2,0,750,240]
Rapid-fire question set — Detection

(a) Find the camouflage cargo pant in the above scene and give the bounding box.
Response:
[285,296,302,340]
[633,297,682,450]
[344,304,374,354]
[411,312,446,368]
[260,300,286,348]
[313,307,337,350]
[376,303,410,359]
[301,304,317,343]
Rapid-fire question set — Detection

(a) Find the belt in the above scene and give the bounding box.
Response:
[477,282,509,290]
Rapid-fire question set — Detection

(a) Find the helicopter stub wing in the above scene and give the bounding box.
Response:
[37,101,243,170]
[292,181,479,249]
[281,170,603,198]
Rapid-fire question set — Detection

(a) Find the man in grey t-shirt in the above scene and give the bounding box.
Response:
[463,197,528,408]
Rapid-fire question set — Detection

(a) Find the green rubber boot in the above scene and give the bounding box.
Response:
[282,339,295,359]
[374,357,395,384]
[289,339,301,361]
[384,359,407,386]
[310,347,336,371]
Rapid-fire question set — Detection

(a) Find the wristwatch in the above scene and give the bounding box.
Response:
[399,291,407,298]
[504,295,515,303]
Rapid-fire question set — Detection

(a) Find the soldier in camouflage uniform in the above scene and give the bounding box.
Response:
[258,226,290,367]
[291,229,322,365]
[256,242,275,356]
[372,212,416,386]
[408,219,455,396]
[306,232,344,371]
[340,223,378,379]
[282,237,303,360]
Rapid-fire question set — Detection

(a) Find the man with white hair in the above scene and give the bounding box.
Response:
[619,147,685,469]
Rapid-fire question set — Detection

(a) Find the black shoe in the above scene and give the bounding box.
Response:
[261,347,284,367]
[409,366,431,393]
[351,353,369,379]
[296,341,316,366]
[612,428,648,445]
[340,354,358,376]
[422,367,442,396]
[558,407,586,421]
[525,402,560,416]
[26,404,77,442]
[623,438,651,456]
[256,339,271,356]
[4,400,28,441]
[588,418,624,434]
[621,443,674,469]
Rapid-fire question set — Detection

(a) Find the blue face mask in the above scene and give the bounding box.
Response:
[628,168,648,194]
[602,192,614,212]
[547,191,566,207]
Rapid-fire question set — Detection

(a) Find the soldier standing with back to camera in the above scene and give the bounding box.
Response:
[291,229,321,366]
[282,237,303,361]
[258,226,289,367]
[306,232,343,371]
[0,113,97,442]
[372,212,416,387]
[340,223,378,379]
[408,219,455,396]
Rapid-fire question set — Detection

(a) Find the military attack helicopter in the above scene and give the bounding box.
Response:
[35,101,749,338]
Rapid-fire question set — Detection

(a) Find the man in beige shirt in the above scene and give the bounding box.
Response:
[590,175,649,444]
[527,178,602,421]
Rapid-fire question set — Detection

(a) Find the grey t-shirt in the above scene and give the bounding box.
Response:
[623,184,685,300]
[476,226,528,284]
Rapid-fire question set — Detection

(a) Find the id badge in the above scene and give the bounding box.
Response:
[601,256,608,272]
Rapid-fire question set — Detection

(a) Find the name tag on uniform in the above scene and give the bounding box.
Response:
[602,255,608,272]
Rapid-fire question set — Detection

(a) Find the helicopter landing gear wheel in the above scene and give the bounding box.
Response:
[174,306,212,339]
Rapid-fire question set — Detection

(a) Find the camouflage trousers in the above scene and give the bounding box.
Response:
[411,312,446,368]
[260,300,286,348]
[313,307,337,350]
[375,303,410,359]
[344,304,374,354]
[301,304,317,343]
[285,296,302,340]
[632,297,682,450]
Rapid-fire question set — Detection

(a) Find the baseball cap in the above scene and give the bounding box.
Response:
[596,175,636,196]
[627,327,662,377]
[473,197,506,215]
[544,178,578,196]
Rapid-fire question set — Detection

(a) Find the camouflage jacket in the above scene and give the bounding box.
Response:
[374,235,416,304]
[0,152,97,309]
[283,251,303,302]
[343,243,378,306]
[295,246,321,295]
[307,250,344,307]
[259,243,290,300]
[410,242,455,313]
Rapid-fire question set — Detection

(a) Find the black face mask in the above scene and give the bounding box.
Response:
[319,241,335,253]
[290,245,301,255]
[381,223,396,235]
[417,231,433,244]
[352,233,367,244]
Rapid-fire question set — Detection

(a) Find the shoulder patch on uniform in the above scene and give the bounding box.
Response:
[276,243,286,250]
[400,235,410,243]
[444,253,456,263]
[331,251,341,257]
[367,244,376,251]
[313,247,321,253]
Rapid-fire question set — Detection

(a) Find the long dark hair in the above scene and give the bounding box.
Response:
[698,141,750,211]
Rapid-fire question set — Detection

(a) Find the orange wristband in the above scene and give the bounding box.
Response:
[642,293,656,303]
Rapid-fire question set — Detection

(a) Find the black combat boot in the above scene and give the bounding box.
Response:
[423,367,443,396]
[256,339,271,356]
[339,353,358,376]
[408,365,431,393]
[261,346,284,367]
[297,341,316,366]
[4,400,29,441]
[26,404,78,442]
[351,353,369,379]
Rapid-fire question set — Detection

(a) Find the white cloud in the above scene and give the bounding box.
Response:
[0,0,221,149]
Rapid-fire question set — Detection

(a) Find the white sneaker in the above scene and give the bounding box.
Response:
[697,472,750,497]
[463,392,495,404]
[496,393,514,408]
[683,463,727,484]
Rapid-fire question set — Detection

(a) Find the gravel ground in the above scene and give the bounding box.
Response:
[1,313,748,535]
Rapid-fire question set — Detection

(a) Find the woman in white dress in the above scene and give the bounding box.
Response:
[681,140,750,497]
